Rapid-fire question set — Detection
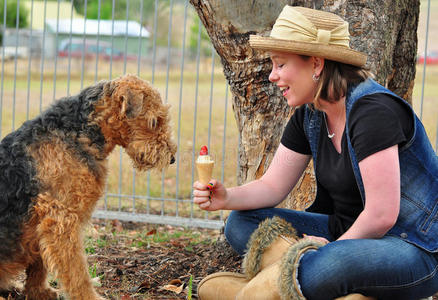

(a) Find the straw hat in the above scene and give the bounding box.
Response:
[249,6,367,67]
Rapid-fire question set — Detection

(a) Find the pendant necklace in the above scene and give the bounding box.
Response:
[323,112,335,139]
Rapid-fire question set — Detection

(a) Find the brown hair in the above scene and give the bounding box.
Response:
[301,56,370,108]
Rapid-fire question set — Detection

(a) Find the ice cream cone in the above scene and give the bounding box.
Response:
[196,161,214,185]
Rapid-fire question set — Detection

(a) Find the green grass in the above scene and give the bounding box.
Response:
[187,275,193,300]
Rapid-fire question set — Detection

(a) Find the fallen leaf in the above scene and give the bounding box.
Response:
[111,219,123,233]
[130,279,152,293]
[168,278,182,285]
[160,283,184,294]
[146,229,157,236]
[121,295,132,300]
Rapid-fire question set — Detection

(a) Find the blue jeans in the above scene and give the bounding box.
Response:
[224,208,438,299]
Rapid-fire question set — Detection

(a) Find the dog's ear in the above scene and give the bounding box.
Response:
[103,81,116,97]
[120,90,144,118]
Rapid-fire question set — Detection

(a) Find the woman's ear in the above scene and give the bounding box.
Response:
[312,57,325,76]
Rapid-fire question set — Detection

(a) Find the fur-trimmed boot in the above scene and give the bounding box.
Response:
[235,239,324,300]
[242,216,299,279]
[198,216,298,300]
[197,272,248,300]
[198,216,376,300]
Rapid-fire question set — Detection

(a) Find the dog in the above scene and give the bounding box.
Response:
[0,74,177,299]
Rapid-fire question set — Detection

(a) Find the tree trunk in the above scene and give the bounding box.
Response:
[190,0,419,209]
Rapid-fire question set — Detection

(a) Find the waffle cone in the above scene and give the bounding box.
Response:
[196,161,214,185]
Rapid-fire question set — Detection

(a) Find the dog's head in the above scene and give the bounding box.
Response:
[92,74,177,171]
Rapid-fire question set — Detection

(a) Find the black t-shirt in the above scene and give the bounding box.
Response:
[281,93,414,239]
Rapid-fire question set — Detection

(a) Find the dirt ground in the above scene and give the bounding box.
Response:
[88,220,242,300]
[4,219,438,300]
[1,219,242,300]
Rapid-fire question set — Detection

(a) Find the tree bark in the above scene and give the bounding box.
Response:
[190,0,419,209]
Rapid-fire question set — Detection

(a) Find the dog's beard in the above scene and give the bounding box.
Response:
[125,140,175,171]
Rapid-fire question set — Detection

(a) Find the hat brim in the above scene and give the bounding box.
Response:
[249,35,367,67]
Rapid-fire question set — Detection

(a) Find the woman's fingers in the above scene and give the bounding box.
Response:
[198,200,211,209]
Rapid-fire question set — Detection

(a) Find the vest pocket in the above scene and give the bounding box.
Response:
[419,198,438,234]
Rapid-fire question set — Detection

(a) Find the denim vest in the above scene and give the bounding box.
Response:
[303,78,438,252]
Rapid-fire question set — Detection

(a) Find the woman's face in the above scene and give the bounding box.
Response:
[268,51,318,107]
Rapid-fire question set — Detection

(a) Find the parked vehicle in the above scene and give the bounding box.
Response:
[58,38,136,61]
[417,51,438,65]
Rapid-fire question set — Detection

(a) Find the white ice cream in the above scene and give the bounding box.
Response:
[196,154,214,164]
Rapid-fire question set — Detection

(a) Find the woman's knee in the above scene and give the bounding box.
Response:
[223,211,251,255]
[297,243,359,299]
[224,210,272,255]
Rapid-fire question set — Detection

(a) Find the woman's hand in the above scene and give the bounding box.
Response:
[193,179,228,211]
[303,234,330,245]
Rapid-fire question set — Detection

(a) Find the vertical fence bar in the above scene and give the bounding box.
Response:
[66,0,74,96]
[52,0,61,101]
[101,0,109,212]
[146,0,159,215]
[175,0,189,216]
[26,0,35,120]
[190,18,202,220]
[165,0,174,102]
[220,83,229,221]
[207,46,214,151]
[118,0,131,212]
[132,0,144,215]
[151,0,158,85]
[204,45,215,219]
[136,0,144,75]
[80,0,88,90]
[161,0,174,216]
[0,0,6,137]
[38,0,48,113]
[123,0,129,74]
[12,0,20,130]
[94,0,101,83]
[109,0,115,79]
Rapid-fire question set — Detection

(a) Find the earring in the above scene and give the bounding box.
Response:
[312,74,320,82]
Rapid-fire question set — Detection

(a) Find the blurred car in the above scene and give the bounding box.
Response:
[58,38,136,61]
[417,51,438,65]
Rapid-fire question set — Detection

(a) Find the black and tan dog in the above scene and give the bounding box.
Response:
[0,75,177,299]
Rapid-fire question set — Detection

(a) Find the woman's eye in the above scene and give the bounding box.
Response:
[278,63,284,68]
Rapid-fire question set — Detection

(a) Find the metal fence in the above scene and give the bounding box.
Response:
[0,0,436,230]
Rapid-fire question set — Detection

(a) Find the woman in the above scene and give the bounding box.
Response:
[193,5,438,300]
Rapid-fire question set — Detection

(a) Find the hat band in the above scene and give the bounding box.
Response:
[270,6,350,47]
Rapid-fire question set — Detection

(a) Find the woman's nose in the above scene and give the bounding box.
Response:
[268,69,278,82]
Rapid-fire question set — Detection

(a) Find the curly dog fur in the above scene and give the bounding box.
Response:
[0,74,176,299]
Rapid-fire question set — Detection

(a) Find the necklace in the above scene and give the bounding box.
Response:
[323,112,335,139]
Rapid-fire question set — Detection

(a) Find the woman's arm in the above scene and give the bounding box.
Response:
[193,143,311,211]
[226,144,311,210]
[338,145,400,240]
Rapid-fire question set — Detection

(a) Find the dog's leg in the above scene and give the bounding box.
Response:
[0,262,23,294]
[37,214,104,300]
[24,256,58,300]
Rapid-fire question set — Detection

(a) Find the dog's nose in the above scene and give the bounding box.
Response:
[170,156,175,164]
